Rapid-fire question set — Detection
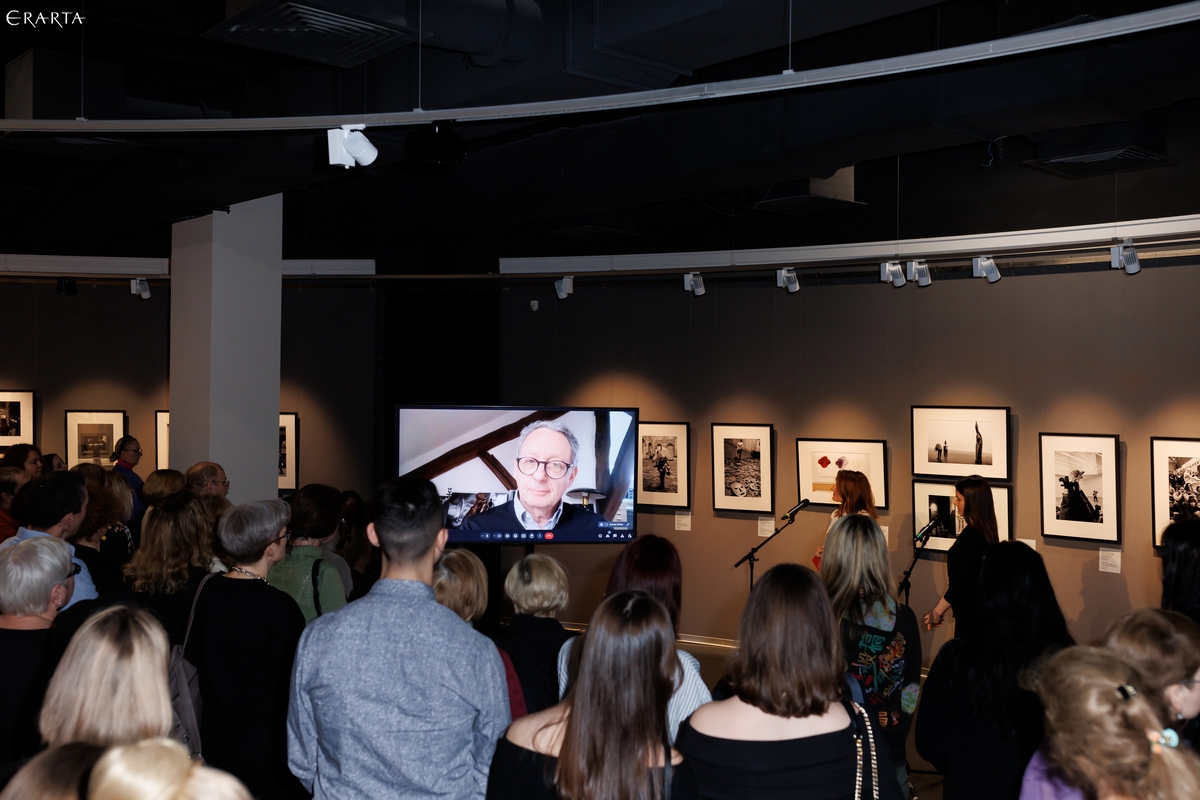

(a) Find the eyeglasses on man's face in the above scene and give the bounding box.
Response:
[208,479,231,489]
[122,448,143,456]
[515,458,573,479]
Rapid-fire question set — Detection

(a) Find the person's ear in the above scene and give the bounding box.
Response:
[433,528,449,558]
[1165,683,1187,716]
[366,522,380,548]
[50,582,66,610]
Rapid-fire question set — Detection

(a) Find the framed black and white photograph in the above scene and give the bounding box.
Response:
[65,410,126,470]
[155,410,170,470]
[638,421,690,508]
[711,423,773,514]
[279,412,299,491]
[911,406,1011,482]
[0,390,35,451]
[912,479,1012,552]
[1151,437,1200,548]
[1039,433,1120,544]
[796,438,888,510]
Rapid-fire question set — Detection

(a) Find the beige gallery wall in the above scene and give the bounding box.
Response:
[497,258,1200,667]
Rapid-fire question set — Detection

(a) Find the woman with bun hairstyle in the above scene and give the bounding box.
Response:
[924,475,998,638]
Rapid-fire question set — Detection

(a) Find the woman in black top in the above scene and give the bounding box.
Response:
[185,499,306,800]
[68,483,129,596]
[487,591,696,800]
[924,475,998,639]
[676,564,900,800]
[915,541,1073,800]
[1161,519,1200,628]
[495,554,576,714]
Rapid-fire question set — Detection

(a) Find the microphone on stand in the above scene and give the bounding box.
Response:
[781,498,810,522]
[914,517,943,543]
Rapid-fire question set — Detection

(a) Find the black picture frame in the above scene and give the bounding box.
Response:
[279,412,299,491]
[637,421,691,509]
[1150,436,1200,549]
[64,410,127,470]
[1039,432,1121,544]
[795,438,888,510]
[0,390,35,452]
[711,422,774,514]
[911,405,1012,482]
[911,478,1013,552]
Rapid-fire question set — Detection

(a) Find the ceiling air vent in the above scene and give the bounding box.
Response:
[1025,145,1175,179]
[204,1,417,69]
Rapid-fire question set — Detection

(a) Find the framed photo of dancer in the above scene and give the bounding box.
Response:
[279,413,299,491]
[912,479,1012,552]
[638,422,690,508]
[0,390,34,451]
[912,406,1011,482]
[1039,433,1120,544]
[1151,437,1200,548]
[65,410,126,470]
[711,423,773,514]
[796,438,888,510]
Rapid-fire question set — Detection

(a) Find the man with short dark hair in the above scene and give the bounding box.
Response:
[186,461,229,498]
[0,466,30,542]
[287,475,509,799]
[0,471,95,608]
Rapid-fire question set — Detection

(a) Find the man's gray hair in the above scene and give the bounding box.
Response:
[186,464,218,491]
[218,499,291,564]
[516,420,580,465]
[0,537,72,616]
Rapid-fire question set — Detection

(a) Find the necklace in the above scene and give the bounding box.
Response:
[230,566,270,585]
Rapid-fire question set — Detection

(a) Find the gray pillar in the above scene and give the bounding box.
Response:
[169,195,283,504]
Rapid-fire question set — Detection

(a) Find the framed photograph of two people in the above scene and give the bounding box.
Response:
[911,406,1011,482]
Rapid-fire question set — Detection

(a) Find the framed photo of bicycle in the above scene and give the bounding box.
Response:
[1151,437,1200,548]
[1039,433,1120,544]
[637,422,690,508]
[796,438,888,510]
[912,479,1012,553]
[911,406,1011,482]
[711,423,773,514]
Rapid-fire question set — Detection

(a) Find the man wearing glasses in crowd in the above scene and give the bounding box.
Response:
[186,461,230,498]
[461,421,601,534]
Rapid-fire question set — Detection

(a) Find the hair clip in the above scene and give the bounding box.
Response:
[1146,728,1180,754]
[1117,684,1137,700]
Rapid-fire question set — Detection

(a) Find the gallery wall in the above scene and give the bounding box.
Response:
[0,281,377,498]
[495,257,1200,666]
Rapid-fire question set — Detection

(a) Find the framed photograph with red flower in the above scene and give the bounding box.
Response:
[796,438,888,510]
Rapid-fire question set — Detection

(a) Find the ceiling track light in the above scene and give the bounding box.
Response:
[906,260,931,287]
[776,267,799,293]
[880,261,905,287]
[1110,238,1141,275]
[129,278,151,300]
[684,272,705,296]
[972,255,1001,283]
[327,124,378,169]
[554,276,574,300]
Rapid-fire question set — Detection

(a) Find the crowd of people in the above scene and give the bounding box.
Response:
[2,444,1200,799]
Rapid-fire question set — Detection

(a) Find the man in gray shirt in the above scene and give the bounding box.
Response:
[288,476,510,799]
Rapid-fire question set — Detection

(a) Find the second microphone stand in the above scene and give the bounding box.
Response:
[898,521,941,608]
[733,513,797,592]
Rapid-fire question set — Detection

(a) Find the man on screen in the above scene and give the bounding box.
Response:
[461,421,603,533]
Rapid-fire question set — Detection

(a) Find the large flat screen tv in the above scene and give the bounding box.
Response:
[398,406,638,543]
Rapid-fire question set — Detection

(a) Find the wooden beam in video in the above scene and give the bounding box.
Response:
[408,409,566,480]
[479,451,517,490]
[599,424,637,521]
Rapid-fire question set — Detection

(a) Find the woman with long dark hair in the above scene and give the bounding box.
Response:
[1161,520,1200,628]
[487,590,696,800]
[916,541,1074,800]
[924,474,998,637]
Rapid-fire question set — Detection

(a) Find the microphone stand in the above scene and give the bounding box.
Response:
[733,514,798,592]
[898,520,941,608]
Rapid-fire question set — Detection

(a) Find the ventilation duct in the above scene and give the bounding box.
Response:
[1024,122,1175,179]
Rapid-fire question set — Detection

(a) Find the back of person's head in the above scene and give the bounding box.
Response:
[288,483,343,544]
[605,535,682,633]
[88,737,252,800]
[72,484,123,545]
[0,443,41,472]
[964,540,1073,715]
[143,469,185,507]
[184,463,218,492]
[954,474,999,544]
[1161,520,1200,624]
[432,548,488,623]
[39,605,172,747]
[0,537,72,616]
[1105,609,1200,700]
[104,470,133,523]
[124,491,211,594]
[835,470,878,519]
[371,475,445,564]
[217,500,289,565]
[822,513,893,627]
[728,563,843,718]
[505,553,569,617]
[558,590,678,800]
[0,742,106,800]
[70,463,107,489]
[1032,646,1200,800]
[0,465,26,500]
[196,493,234,565]
[24,471,86,531]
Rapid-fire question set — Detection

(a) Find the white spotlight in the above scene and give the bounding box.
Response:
[328,124,378,169]
[1110,238,1140,275]
[684,272,706,296]
[880,261,905,287]
[972,256,1001,283]
[129,279,150,300]
[554,276,574,300]
[776,268,799,293]
[907,261,931,287]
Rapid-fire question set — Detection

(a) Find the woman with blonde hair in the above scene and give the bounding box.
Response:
[39,604,172,748]
[1022,646,1200,800]
[0,742,106,800]
[814,469,878,567]
[101,470,136,564]
[497,553,576,713]
[822,513,921,797]
[89,737,252,800]
[142,469,186,510]
[124,491,213,645]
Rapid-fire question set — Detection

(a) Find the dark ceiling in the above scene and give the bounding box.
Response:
[1,0,1198,272]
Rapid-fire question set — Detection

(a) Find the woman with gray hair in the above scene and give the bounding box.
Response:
[0,537,75,762]
[184,499,306,800]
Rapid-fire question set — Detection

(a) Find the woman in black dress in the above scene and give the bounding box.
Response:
[185,499,306,800]
[924,475,998,638]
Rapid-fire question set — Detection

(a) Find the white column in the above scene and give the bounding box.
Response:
[169,194,283,504]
